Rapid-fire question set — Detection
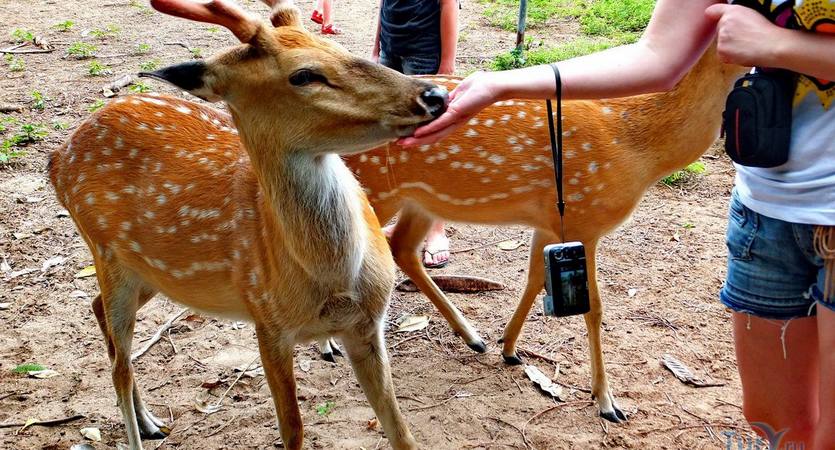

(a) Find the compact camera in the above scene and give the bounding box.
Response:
[543,242,590,317]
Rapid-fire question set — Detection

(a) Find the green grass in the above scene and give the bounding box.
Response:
[480,0,584,31]
[67,42,98,59]
[88,99,106,112]
[5,54,24,72]
[136,43,151,54]
[661,161,706,186]
[139,59,160,71]
[89,24,121,39]
[11,29,34,43]
[129,81,152,93]
[53,21,75,32]
[315,400,336,417]
[31,91,46,110]
[88,60,112,76]
[492,36,631,70]
[580,0,655,37]
[12,363,45,374]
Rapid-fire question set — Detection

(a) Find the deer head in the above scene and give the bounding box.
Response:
[140,0,448,155]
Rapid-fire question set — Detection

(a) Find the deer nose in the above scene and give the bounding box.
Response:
[421,86,449,118]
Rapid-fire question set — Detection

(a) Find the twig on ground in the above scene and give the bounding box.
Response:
[389,334,424,349]
[131,308,188,361]
[450,235,524,254]
[408,392,472,412]
[714,398,742,410]
[166,328,178,354]
[0,391,28,402]
[396,395,425,404]
[0,47,54,54]
[207,413,240,437]
[0,414,85,429]
[516,347,560,366]
[213,356,259,409]
[0,104,25,113]
[487,416,532,450]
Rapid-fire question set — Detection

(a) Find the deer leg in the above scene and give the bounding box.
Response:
[390,204,486,352]
[93,289,169,439]
[582,245,626,423]
[254,324,303,450]
[499,229,555,365]
[317,337,343,362]
[341,323,417,450]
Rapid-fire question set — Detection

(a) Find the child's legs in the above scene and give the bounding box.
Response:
[322,0,333,25]
[316,0,323,11]
[814,277,835,450]
[400,54,440,75]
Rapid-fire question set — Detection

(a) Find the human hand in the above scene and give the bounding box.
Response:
[705,4,786,67]
[371,51,380,64]
[398,70,499,146]
[437,61,455,75]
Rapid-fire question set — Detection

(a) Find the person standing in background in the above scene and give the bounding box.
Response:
[311,0,341,35]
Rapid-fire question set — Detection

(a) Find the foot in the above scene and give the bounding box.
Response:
[319,338,343,363]
[595,390,628,423]
[321,24,342,35]
[310,10,323,24]
[422,228,450,268]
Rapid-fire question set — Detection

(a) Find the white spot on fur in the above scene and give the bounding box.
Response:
[588,162,599,173]
[175,105,192,115]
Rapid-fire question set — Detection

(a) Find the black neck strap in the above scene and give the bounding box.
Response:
[545,63,565,242]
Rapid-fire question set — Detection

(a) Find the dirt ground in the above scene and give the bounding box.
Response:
[1,0,755,449]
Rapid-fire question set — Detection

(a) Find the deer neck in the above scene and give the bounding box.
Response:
[236,122,367,290]
[610,47,746,184]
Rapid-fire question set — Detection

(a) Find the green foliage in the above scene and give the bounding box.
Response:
[5,54,25,72]
[315,400,336,417]
[89,24,121,39]
[190,47,203,59]
[15,123,49,143]
[661,161,707,186]
[52,121,69,130]
[67,42,98,59]
[88,60,112,76]
[139,59,160,71]
[53,20,75,32]
[207,26,221,33]
[130,0,154,14]
[88,99,106,112]
[130,81,151,93]
[12,363,45,373]
[11,29,35,43]
[0,140,26,164]
[580,0,655,37]
[136,43,151,54]
[492,36,629,70]
[1,122,47,163]
[480,0,583,31]
[681,222,695,229]
[0,115,17,132]
[31,91,46,110]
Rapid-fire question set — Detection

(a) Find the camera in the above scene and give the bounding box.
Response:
[543,242,590,317]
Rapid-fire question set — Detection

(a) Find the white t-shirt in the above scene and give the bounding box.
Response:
[731,0,835,225]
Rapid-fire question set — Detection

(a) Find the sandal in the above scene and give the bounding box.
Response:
[423,250,449,269]
[310,10,323,24]
[321,24,342,35]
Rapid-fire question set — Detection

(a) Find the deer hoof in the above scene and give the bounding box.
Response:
[140,425,170,440]
[599,407,627,423]
[502,354,523,366]
[467,340,487,353]
[321,351,337,363]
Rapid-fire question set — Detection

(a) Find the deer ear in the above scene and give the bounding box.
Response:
[139,61,222,102]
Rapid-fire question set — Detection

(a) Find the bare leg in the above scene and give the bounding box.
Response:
[254,324,303,450]
[390,204,485,352]
[341,324,417,450]
[815,306,835,450]
[733,312,818,446]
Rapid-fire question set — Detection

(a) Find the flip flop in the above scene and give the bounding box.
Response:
[423,249,449,269]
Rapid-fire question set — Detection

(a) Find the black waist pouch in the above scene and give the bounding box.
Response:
[722,69,797,168]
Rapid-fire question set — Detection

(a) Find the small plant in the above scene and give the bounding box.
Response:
[88,60,112,76]
[129,0,153,14]
[15,123,49,143]
[315,400,336,417]
[139,59,160,71]
[11,29,35,43]
[130,81,151,93]
[31,91,46,110]
[661,161,707,186]
[12,363,45,374]
[136,43,151,54]
[681,222,695,229]
[53,20,75,32]
[0,115,17,132]
[67,42,98,59]
[207,26,220,33]
[190,47,203,59]
[0,139,26,164]
[5,54,24,72]
[88,99,106,112]
[89,24,121,39]
[52,121,69,130]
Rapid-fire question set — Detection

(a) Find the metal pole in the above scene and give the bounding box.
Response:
[516,0,528,52]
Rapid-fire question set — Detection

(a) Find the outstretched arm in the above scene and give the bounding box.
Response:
[401,0,723,146]
[437,0,459,75]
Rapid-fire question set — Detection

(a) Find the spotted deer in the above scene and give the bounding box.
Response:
[48,0,448,448]
[340,44,747,422]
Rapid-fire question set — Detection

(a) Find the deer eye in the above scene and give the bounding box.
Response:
[289,69,327,86]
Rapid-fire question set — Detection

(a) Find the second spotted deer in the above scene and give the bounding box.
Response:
[48,0,447,449]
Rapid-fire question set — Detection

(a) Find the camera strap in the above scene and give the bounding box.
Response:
[545,63,566,242]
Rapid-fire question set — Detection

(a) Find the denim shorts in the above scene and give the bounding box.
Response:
[720,189,835,320]
[379,49,439,76]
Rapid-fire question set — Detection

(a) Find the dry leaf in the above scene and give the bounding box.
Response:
[194,399,222,415]
[659,354,724,388]
[1,257,10,272]
[69,290,89,299]
[497,240,522,251]
[13,233,33,240]
[41,256,66,273]
[80,427,102,442]
[70,444,96,450]
[0,303,11,310]
[366,418,379,431]
[20,417,38,432]
[74,266,96,278]
[395,315,429,333]
[28,369,59,379]
[524,365,563,400]
[627,288,637,298]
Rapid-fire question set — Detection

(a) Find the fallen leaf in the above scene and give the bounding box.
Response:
[13,233,33,240]
[74,266,96,278]
[627,288,638,298]
[194,399,222,415]
[660,354,724,388]
[366,418,379,431]
[69,290,89,299]
[497,240,522,251]
[28,369,60,379]
[70,444,96,450]
[80,427,102,442]
[1,257,10,272]
[41,256,67,273]
[524,365,563,400]
[20,417,38,432]
[0,303,11,310]
[395,315,429,333]
[298,359,311,373]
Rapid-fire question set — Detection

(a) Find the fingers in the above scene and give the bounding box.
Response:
[397,124,459,147]
[704,3,731,21]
